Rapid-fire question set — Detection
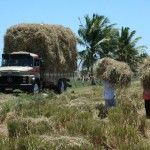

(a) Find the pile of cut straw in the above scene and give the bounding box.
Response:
[94,58,132,87]
[138,59,150,89]
[4,23,77,73]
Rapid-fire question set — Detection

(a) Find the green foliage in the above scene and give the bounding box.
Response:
[113,27,147,72]
[77,14,147,74]
[0,98,17,122]
[7,119,29,138]
[138,116,147,137]
[77,13,115,75]
[88,122,107,146]
[0,135,47,150]
[14,93,57,117]
[106,93,150,149]
[0,136,15,150]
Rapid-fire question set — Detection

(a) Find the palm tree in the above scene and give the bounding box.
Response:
[98,28,119,58]
[77,14,115,84]
[113,27,147,71]
[78,50,90,71]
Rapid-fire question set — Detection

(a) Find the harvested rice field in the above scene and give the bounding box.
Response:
[0,79,150,149]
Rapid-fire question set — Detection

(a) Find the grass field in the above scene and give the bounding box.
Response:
[0,79,150,149]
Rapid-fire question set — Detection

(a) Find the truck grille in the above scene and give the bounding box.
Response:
[0,76,25,84]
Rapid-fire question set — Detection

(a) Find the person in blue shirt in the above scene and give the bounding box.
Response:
[101,80,116,109]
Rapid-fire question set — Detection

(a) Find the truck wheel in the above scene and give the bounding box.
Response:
[32,82,40,94]
[58,81,64,94]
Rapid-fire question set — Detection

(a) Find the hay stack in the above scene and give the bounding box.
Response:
[94,58,132,87]
[138,59,150,89]
[4,23,77,73]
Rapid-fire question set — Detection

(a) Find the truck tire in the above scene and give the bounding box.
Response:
[32,82,40,94]
[58,81,65,94]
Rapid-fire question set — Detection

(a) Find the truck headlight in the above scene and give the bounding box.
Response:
[28,77,33,84]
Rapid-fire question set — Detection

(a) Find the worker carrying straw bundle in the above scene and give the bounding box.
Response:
[94,58,132,118]
[138,58,150,119]
[94,57,132,88]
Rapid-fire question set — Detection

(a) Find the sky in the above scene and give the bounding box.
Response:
[0,0,150,58]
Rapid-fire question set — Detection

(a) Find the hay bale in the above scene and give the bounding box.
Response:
[94,58,132,87]
[138,59,150,89]
[4,23,77,73]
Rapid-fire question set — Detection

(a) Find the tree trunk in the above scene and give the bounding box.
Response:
[90,51,96,85]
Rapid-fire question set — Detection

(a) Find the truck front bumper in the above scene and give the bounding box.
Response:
[0,84,33,92]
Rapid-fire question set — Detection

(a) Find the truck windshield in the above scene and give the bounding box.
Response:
[2,54,33,67]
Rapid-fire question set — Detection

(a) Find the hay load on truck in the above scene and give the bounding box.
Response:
[0,23,77,93]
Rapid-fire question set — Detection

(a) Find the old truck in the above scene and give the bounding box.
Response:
[0,51,74,93]
[0,24,77,93]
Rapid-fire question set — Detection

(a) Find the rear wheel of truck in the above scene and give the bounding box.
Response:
[58,81,65,94]
[32,82,40,94]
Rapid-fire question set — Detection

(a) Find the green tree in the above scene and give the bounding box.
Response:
[98,28,119,58]
[113,27,147,71]
[78,50,97,72]
[77,14,115,83]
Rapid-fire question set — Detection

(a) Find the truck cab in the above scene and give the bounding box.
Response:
[0,51,41,93]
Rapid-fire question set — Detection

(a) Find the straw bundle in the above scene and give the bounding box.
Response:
[4,23,77,73]
[138,59,150,89]
[94,58,132,87]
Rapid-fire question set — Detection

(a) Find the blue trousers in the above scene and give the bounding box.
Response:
[104,97,116,109]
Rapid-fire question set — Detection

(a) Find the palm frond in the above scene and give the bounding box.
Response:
[94,38,110,47]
